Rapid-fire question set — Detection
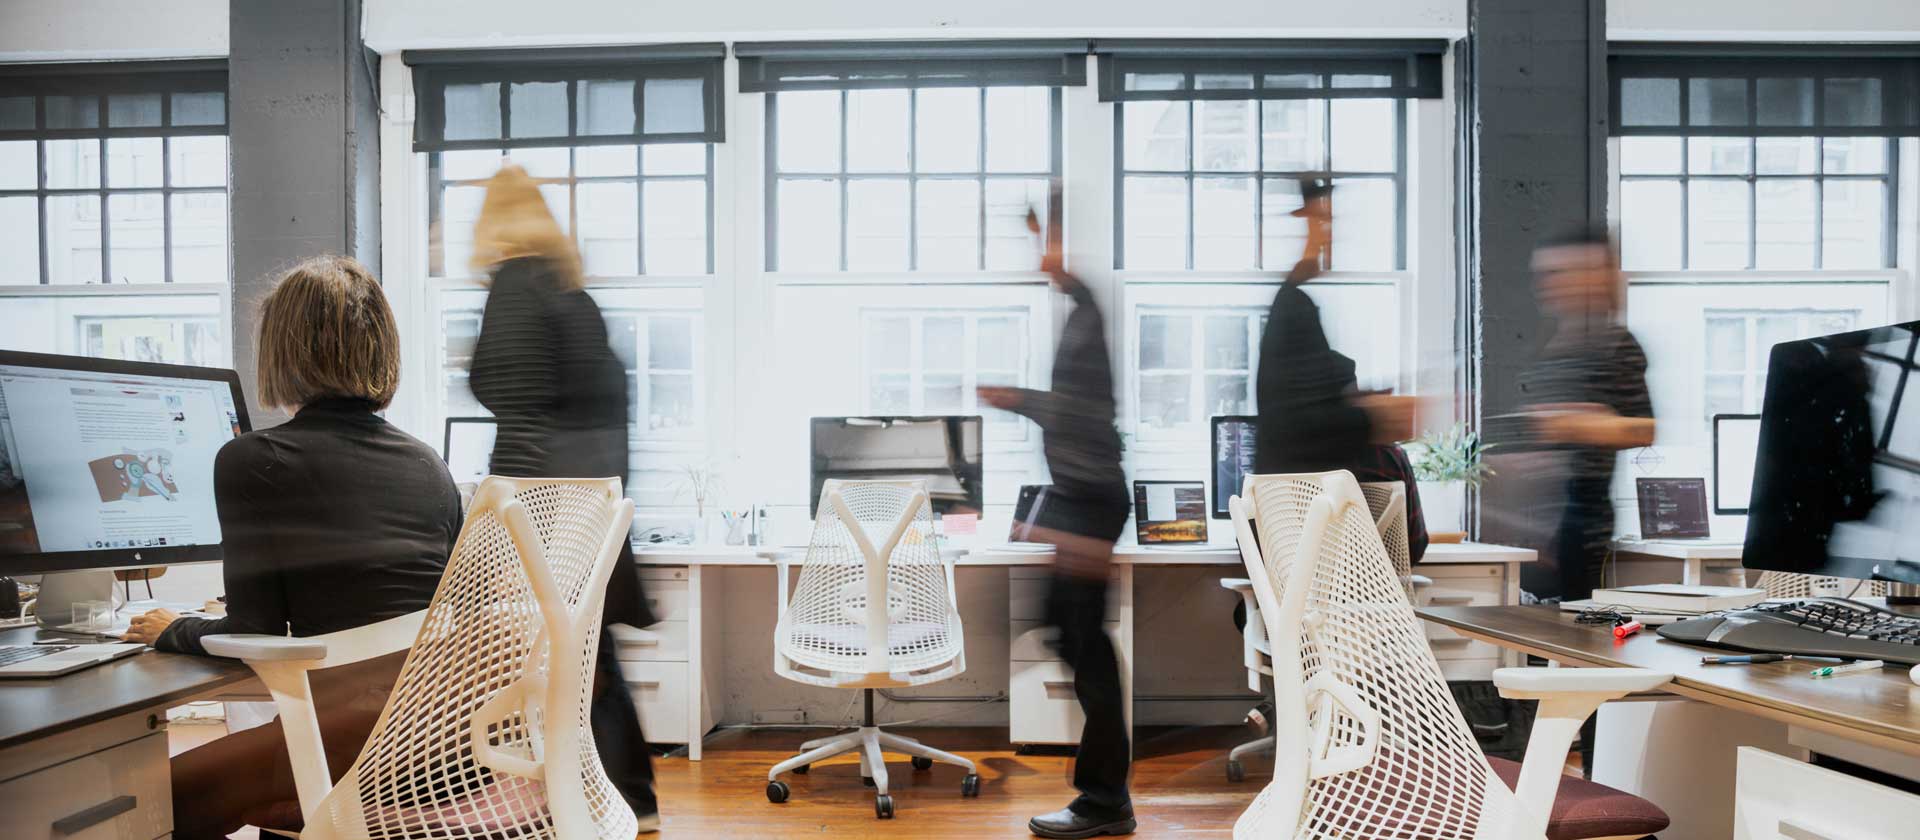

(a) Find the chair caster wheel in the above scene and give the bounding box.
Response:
[912,756,934,771]
[766,780,791,803]
[792,764,810,775]
[1226,760,1246,782]
[862,775,876,787]
[961,773,980,797]
[875,794,894,819]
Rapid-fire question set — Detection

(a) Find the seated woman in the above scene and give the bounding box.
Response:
[121,256,463,840]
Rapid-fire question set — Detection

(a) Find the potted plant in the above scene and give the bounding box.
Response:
[673,462,725,544]
[1406,423,1494,536]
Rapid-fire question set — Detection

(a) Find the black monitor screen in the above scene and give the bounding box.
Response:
[809,416,983,517]
[1211,415,1256,519]
[1744,321,1920,585]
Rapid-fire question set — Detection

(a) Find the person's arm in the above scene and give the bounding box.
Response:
[153,437,289,655]
[469,262,559,477]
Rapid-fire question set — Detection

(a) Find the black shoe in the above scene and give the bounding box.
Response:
[1029,804,1136,838]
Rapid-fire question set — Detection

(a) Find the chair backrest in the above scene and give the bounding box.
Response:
[778,479,963,683]
[1753,570,1889,599]
[306,476,636,840]
[1359,481,1415,601]
[1228,471,1348,665]
[1237,471,1523,840]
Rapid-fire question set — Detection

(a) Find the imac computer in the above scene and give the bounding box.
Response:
[1211,415,1256,519]
[0,350,251,576]
[1743,321,1920,591]
[809,416,982,517]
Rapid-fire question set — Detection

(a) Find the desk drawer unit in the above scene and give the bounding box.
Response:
[1734,746,1920,840]
[619,661,691,744]
[1,730,170,840]
[1010,620,1123,744]
[639,574,691,622]
[613,620,690,662]
[1419,564,1506,679]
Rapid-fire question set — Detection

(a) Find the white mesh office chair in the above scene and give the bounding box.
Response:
[1219,476,1423,782]
[765,479,978,819]
[202,477,637,840]
[1232,471,1673,840]
[1753,570,1889,599]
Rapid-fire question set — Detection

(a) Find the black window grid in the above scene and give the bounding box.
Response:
[1112,96,1408,272]
[405,52,727,152]
[0,92,228,286]
[763,86,1065,273]
[1618,136,1899,270]
[425,143,717,278]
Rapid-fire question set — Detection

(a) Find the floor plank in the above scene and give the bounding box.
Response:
[652,726,1264,838]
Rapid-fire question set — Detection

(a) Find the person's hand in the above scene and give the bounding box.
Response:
[1535,405,1654,449]
[1358,394,1418,444]
[122,608,179,645]
[977,386,1023,411]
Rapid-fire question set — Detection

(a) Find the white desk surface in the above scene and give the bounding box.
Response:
[634,540,1534,566]
[1610,538,1744,561]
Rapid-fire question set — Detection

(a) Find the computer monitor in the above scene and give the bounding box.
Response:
[1712,413,1761,515]
[443,417,498,486]
[1744,321,1920,586]
[1211,415,1256,519]
[0,351,250,575]
[809,416,983,517]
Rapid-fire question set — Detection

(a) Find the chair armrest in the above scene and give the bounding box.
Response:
[1493,667,1672,700]
[201,634,328,662]
[1220,577,1252,592]
[1409,574,1433,590]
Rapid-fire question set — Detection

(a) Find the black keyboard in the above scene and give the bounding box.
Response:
[1657,598,1920,665]
[0,645,71,667]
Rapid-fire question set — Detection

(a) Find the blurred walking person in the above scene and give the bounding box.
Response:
[468,165,661,832]
[979,185,1135,839]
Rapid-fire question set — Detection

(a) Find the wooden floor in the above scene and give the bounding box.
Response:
[652,726,1265,838]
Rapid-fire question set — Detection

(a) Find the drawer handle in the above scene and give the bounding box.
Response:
[1428,638,1474,647]
[626,637,661,647]
[1429,595,1475,606]
[1778,819,1835,840]
[632,680,662,688]
[52,795,137,834]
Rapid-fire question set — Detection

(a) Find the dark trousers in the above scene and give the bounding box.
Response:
[593,635,657,816]
[1043,570,1131,815]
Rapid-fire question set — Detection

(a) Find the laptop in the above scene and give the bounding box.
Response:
[1634,477,1712,540]
[0,642,144,678]
[999,484,1054,551]
[1133,480,1210,546]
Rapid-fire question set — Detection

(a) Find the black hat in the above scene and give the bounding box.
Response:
[1290,177,1333,216]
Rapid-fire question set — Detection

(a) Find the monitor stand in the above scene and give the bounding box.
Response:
[33,570,116,630]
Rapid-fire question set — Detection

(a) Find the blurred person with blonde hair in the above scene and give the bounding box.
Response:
[467,164,662,830]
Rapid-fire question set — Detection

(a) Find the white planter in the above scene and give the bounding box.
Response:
[1419,479,1466,534]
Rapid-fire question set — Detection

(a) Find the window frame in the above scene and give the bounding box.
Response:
[763,86,1065,273]
[858,307,1032,442]
[1702,307,1863,419]
[1112,94,1408,272]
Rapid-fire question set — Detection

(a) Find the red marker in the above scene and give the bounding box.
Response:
[1613,620,1644,639]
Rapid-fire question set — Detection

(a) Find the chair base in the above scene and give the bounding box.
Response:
[1226,733,1274,782]
[770,725,977,797]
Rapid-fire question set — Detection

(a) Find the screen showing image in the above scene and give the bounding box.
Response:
[1713,414,1761,515]
[1211,416,1256,519]
[444,418,498,486]
[1134,480,1208,544]
[0,360,243,559]
[810,416,983,517]
[1746,321,1920,585]
[1635,478,1711,539]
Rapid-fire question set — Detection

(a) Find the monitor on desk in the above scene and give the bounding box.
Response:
[1211,415,1256,519]
[809,416,982,517]
[1712,414,1761,516]
[1744,320,1920,586]
[443,417,497,486]
[1134,480,1209,544]
[0,351,250,575]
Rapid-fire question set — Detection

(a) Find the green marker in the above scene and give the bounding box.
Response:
[1809,660,1883,678]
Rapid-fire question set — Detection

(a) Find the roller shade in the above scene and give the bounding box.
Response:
[0,60,227,138]
[1093,39,1447,101]
[403,44,726,151]
[1610,44,1920,137]
[735,40,1090,91]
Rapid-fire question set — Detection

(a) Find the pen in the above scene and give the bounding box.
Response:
[1702,654,1792,665]
[1809,660,1885,678]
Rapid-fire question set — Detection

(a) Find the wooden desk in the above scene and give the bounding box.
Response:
[1416,604,1920,757]
[0,625,255,839]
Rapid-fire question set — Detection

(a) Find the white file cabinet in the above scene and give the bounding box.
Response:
[0,714,173,840]
[1418,562,1516,680]
[1735,746,1920,840]
[1008,567,1129,746]
[612,566,709,748]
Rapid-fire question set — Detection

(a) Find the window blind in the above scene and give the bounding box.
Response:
[735,40,1091,92]
[1610,44,1920,137]
[1093,39,1447,102]
[0,60,228,139]
[403,44,726,151]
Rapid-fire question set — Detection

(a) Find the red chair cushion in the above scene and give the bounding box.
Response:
[1487,756,1671,840]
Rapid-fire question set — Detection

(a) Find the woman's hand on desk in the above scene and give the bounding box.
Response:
[122,608,179,645]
